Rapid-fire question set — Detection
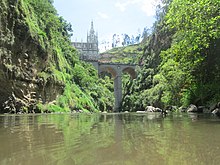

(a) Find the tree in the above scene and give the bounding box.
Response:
[142,27,149,39]
[160,0,220,105]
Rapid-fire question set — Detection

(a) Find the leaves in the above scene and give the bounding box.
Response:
[20,0,114,112]
[122,0,220,110]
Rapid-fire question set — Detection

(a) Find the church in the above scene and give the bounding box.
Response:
[72,21,99,61]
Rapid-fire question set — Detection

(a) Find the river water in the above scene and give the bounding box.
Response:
[0,113,220,165]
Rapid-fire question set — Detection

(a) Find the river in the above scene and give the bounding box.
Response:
[0,113,220,165]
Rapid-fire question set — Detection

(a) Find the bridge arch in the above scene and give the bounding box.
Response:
[88,61,138,112]
[99,65,137,79]
[122,67,136,79]
[99,66,117,78]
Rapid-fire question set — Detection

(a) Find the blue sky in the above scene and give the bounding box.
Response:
[53,0,159,42]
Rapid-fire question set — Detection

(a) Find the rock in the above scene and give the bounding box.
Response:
[208,102,220,113]
[78,109,83,113]
[218,102,220,108]
[198,106,209,113]
[0,1,64,113]
[155,107,162,112]
[136,111,147,113]
[179,106,187,112]
[166,106,178,112]
[212,108,220,117]
[211,102,220,117]
[209,102,220,111]
[210,104,217,111]
[146,106,155,112]
[144,106,165,114]
[187,104,198,113]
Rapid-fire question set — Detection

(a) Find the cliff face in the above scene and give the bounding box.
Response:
[0,0,114,113]
[0,1,64,113]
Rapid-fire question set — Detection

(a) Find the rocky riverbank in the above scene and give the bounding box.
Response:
[136,102,220,117]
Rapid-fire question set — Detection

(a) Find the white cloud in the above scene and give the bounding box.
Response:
[97,12,109,19]
[115,2,127,12]
[115,0,160,16]
[140,0,160,16]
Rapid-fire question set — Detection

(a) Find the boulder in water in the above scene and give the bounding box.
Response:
[187,104,198,113]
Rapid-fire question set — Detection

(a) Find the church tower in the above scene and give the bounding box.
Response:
[72,21,99,61]
[87,21,98,44]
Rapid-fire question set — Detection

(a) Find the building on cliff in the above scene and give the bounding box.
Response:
[72,21,99,61]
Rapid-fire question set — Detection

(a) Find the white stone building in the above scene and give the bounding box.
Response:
[72,21,99,61]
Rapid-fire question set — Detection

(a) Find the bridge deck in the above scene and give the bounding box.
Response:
[84,60,138,66]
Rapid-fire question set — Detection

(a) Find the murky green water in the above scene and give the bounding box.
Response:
[0,113,220,165]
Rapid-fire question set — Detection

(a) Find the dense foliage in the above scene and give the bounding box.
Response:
[3,0,219,113]
[100,44,143,64]
[122,0,220,111]
[12,0,114,112]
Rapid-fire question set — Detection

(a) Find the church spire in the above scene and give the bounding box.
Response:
[90,20,95,34]
[87,21,98,44]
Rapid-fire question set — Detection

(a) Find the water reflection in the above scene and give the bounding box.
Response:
[0,113,220,165]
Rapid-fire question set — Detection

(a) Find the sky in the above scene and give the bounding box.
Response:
[53,0,159,43]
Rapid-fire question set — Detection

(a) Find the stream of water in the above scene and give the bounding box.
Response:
[0,112,220,165]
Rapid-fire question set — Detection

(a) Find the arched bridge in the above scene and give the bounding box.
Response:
[88,61,138,112]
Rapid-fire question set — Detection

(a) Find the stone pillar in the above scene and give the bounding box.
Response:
[114,69,122,112]
[91,61,99,70]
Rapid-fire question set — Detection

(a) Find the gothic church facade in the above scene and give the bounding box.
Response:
[72,21,99,61]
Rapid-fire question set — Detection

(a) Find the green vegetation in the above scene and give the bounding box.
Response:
[2,0,219,113]
[122,0,220,111]
[100,44,143,64]
[11,0,114,112]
